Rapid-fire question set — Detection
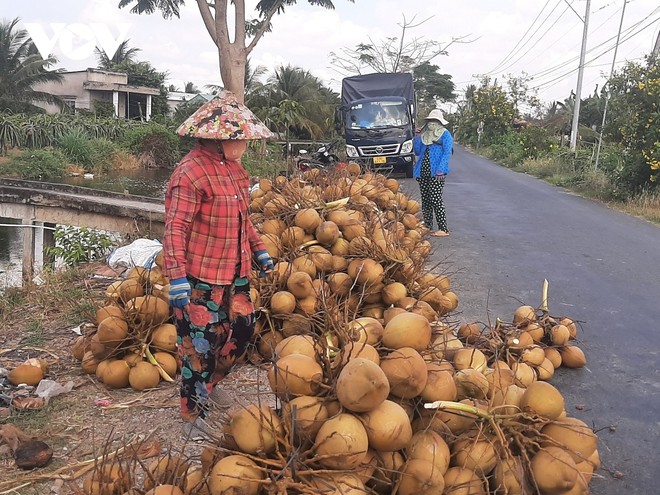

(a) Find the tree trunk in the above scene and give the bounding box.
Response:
[219,45,247,102]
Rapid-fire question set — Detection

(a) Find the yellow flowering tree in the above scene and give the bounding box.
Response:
[458,78,515,145]
[605,55,659,190]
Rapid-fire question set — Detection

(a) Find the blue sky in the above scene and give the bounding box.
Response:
[5,0,660,108]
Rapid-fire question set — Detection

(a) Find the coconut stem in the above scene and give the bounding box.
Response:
[423,400,492,420]
[541,279,549,313]
[143,345,174,383]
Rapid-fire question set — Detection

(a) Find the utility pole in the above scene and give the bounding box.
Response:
[653,30,660,55]
[595,0,627,170]
[570,0,591,152]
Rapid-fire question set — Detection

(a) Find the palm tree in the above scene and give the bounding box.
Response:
[0,17,63,113]
[184,81,200,93]
[95,39,141,69]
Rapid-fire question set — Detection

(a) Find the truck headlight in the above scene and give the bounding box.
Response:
[401,139,413,154]
[346,145,358,158]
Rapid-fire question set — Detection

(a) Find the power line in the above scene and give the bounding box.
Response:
[482,0,559,75]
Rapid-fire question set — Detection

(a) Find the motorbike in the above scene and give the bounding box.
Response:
[295,139,342,172]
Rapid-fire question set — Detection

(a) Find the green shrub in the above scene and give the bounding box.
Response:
[0,149,67,179]
[89,138,121,173]
[121,123,181,167]
[93,101,116,118]
[45,226,116,266]
[57,128,95,168]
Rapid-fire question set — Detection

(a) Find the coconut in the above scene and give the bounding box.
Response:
[421,363,458,402]
[134,295,170,326]
[361,304,385,320]
[314,413,369,469]
[208,455,264,495]
[105,280,122,302]
[153,352,178,378]
[330,238,351,256]
[531,446,578,494]
[491,384,526,415]
[346,317,384,345]
[432,333,464,360]
[308,246,334,272]
[261,233,282,258]
[382,312,431,351]
[272,261,292,280]
[454,369,489,400]
[81,351,100,374]
[102,360,131,389]
[340,342,380,365]
[522,322,545,343]
[536,358,555,381]
[95,359,113,380]
[484,367,515,398]
[541,417,598,462]
[286,271,314,299]
[360,400,412,451]
[506,331,534,350]
[282,396,328,441]
[327,272,354,297]
[270,291,297,314]
[451,435,498,475]
[261,218,287,236]
[267,354,323,397]
[349,236,374,255]
[95,305,125,325]
[296,294,318,314]
[453,348,487,372]
[544,347,563,368]
[145,486,184,495]
[521,345,546,366]
[117,278,144,303]
[230,404,283,454]
[551,324,571,345]
[71,336,89,361]
[97,317,129,346]
[128,361,160,391]
[280,316,312,337]
[510,362,536,388]
[381,282,407,305]
[383,306,407,325]
[315,221,340,246]
[347,258,384,286]
[8,364,43,386]
[492,457,526,495]
[151,323,177,352]
[295,208,322,233]
[513,305,536,326]
[274,335,319,360]
[457,322,481,344]
[407,430,451,474]
[90,333,115,361]
[380,347,428,399]
[560,345,587,368]
[257,330,284,359]
[336,358,390,412]
[397,459,446,495]
[560,317,579,339]
[291,254,317,277]
[520,381,565,419]
[443,467,484,495]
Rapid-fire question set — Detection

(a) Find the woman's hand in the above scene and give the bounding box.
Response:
[254,250,274,277]
[169,277,191,309]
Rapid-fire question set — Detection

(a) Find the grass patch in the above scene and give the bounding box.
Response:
[20,320,45,347]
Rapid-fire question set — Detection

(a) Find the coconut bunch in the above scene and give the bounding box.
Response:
[248,169,459,361]
[70,254,178,392]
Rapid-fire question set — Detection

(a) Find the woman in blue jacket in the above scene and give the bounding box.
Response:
[413,109,454,237]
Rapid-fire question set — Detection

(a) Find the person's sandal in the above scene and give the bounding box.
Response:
[431,230,449,237]
[210,386,233,409]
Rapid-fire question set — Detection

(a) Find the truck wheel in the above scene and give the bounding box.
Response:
[405,163,413,178]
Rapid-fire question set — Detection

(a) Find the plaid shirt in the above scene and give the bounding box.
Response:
[163,145,266,285]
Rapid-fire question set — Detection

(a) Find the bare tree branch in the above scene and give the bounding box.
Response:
[246,0,282,54]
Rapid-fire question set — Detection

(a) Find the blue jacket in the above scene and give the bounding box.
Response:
[413,130,453,178]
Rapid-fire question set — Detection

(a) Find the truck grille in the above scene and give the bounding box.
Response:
[359,144,400,156]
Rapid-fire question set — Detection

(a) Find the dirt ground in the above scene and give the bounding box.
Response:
[0,263,276,494]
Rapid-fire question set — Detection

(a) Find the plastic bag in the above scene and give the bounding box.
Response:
[107,239,162,270]
[35,380,74,402]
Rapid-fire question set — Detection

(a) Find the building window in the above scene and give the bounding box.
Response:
[62,98,76,115]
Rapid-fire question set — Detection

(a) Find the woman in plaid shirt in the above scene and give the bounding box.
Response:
[162,91,274,435]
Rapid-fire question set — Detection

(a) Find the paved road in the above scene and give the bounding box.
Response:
[399,146,660,495]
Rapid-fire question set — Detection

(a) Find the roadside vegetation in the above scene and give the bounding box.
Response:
[451,55,659,224]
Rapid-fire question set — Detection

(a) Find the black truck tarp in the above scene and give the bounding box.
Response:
[340,72,414,107]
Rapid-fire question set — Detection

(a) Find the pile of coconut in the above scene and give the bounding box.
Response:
[69,257,178,392]
[78,168,597,495]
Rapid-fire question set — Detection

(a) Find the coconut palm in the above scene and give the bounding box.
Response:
[0,17,64,113]
[184,81,200,93]
[95,39,141,69]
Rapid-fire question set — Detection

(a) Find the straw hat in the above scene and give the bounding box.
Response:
[176,89,273,140]
[423,109,449,125]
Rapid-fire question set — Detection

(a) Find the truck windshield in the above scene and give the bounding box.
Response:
[348,101,409,129]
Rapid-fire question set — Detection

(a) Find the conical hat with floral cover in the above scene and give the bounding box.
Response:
[176,90,273,140]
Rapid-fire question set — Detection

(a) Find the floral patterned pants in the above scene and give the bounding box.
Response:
[173,274,255,421]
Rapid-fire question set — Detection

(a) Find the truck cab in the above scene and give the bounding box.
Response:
[340,73,416,177]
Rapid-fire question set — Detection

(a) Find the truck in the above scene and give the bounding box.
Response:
[338,72,416,177]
